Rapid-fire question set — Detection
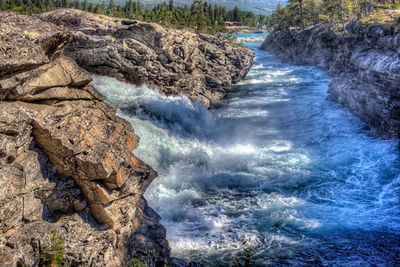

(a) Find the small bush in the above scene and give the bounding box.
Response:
[131,258,148,267]
[40,230,66,267]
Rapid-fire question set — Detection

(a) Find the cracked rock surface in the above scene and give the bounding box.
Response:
[0,11,170,267]
[38,9,255,108]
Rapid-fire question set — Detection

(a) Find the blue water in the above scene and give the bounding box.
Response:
[230,33,269,38]
[91,36,400,266]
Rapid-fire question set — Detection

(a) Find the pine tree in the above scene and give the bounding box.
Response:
[190,0,206,32]
[63,0,69,8]
[74,0,80,10]
[108,0,115,15]
[82,0,87,11]
[207,3,214,25]
[323,0,350,26]
[233,6,239,21]
[258,14,266,27]
[136,1,141,15]
[87,3,93,12]
[48,0,54,10]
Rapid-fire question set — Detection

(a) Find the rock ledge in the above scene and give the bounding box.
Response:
[38,9,255,108]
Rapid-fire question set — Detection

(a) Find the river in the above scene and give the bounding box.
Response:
[91,34,400,266]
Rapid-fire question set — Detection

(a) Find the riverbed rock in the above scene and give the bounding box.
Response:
[0,11,169,266]
[38,9,255,108]
[0,11,70,80]
[261,23,400,138]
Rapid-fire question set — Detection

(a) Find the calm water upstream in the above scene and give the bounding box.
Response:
[91,34,400,266]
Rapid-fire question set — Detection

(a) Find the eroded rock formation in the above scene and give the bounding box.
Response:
[0,11,168,266]
[261,23,400,138]
[38,9,255,108]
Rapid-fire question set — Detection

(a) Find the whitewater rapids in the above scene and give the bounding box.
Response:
[91,35,400,266]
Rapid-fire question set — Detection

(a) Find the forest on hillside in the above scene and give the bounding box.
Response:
[267,0,400,30]
[107,0,287,16]
[0,0,267,32]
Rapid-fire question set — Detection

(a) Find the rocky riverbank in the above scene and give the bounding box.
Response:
[261,22,400,138]
[0,8,254,266]
[38,9,255,108]
[0,11,167,267]
[0,11,160,266]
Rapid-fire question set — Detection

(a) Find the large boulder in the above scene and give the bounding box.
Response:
[38,9,255,108]
[0,11,168,266]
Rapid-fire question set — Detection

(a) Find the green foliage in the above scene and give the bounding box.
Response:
[40,230,66,267]
[0,0,266,33]
[266,0,400,31]
[131,258,148,267]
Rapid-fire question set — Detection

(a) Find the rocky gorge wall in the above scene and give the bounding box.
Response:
[38,9,255,108]
[0,8,255,267]
[261,23,400,138]
[0,11,170,267]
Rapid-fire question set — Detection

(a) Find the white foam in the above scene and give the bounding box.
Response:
[90,48,400,264]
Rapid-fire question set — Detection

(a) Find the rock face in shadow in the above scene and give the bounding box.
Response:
[38,9,255,108]
[261,23,400,138]
[0,11,170,266]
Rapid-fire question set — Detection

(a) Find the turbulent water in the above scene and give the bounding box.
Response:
[91,35,400,266]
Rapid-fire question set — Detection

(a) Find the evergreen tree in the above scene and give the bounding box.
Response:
[47,0,54,10]
[207,3,214,25]
[81,0,87,11]
[63,0,69,8]
[74,0,80,10]
[87,3,93,12]
[2,0,265,33]
[190,0,206,32]
[233,6,239,21]
[258,14,266,27]
[136,1,141,15]
[108,0,115,15]
[168,0,173,12]
[323,0,350,26]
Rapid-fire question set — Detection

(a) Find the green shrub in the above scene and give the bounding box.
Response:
[131,258,148,267]
[40,230,66,267]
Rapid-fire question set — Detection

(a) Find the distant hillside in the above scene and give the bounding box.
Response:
[88,0,288,15]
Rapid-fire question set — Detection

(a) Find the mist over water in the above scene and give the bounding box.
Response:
[91,37,400,266]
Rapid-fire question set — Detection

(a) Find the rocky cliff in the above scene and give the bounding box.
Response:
[0,11,171,266]
[261,23,400,138]
[38,9,255,108]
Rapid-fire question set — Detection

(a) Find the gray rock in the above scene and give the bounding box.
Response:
[128,198,170,267]
[0,11,70,80]
[171,257,187,267]
[38,9,255,108]
[188,262,204,267]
